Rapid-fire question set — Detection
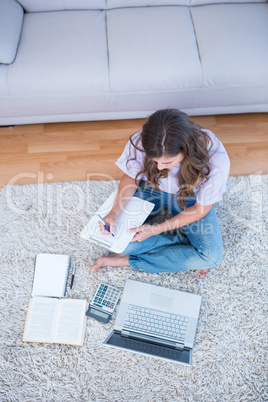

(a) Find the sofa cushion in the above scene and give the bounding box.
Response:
[17,0,106,12]
[107,0,190,8]
[6,10,109,96]
[107,6,202,92]
[191,3,268,88]
[0,0,24,64]
[191,0,267,5]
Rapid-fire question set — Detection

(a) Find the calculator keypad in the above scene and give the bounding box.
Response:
[92,283,121,313]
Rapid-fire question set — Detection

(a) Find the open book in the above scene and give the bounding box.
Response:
[80,191,155,253]
[23,298,88,346]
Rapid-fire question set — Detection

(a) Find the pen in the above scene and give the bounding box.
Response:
[70,263,76,289]
[97,214,115,237]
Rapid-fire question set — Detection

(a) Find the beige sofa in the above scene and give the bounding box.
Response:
[0,0,268,125]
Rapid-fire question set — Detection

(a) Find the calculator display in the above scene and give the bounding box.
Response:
[91,308,109,319]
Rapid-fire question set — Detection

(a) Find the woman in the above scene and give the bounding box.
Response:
[91,109,230,277]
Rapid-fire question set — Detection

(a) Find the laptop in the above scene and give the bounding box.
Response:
[104,279,202,366]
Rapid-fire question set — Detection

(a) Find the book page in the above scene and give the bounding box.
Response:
[54,299,88,346]
[23,298,58,343]
[32,254,71,298]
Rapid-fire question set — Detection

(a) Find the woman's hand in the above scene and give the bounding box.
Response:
[129,224,158,242]
[98,211,118,236]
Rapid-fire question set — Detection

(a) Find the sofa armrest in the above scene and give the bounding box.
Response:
[0,0,24,64]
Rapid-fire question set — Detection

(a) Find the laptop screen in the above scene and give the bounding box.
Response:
[105,331,192,365]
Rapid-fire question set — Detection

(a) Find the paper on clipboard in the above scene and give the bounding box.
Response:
[80,191,155,253]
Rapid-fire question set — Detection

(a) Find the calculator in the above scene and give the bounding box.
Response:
[86,283,121,323]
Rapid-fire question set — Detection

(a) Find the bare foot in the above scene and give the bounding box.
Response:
[91,254,129,272]
[195,269,209,278]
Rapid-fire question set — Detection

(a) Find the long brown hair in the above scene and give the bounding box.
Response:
[128,109,211,208]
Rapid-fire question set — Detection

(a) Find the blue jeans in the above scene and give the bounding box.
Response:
[121,181,223,273]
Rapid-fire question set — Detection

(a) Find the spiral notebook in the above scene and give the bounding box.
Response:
[32,253,71,298]
[80,191,155,253]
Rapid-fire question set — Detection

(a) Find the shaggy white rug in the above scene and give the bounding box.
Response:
[0,175,267,401]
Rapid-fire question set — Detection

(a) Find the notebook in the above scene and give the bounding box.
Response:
[80,191,155,253]
[32,253,71,298]
[104,279,202,366]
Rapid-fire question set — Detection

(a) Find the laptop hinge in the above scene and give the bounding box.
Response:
[175,343,184,351]
[121,329,185,350]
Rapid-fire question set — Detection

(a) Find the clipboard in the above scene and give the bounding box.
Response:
[80,191,155,253]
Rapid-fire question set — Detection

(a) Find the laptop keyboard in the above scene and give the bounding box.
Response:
[124,304,188,342]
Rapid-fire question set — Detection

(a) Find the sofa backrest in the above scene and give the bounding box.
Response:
[16,0,106,12]
[190,0,267,4]
[109,0,267,7]
[17,0,268,12]
[108,0,190,7]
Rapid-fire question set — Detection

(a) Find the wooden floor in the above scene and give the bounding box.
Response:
[0,113,268,188]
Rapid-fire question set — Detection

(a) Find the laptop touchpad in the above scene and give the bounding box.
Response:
[150,293,173,308]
